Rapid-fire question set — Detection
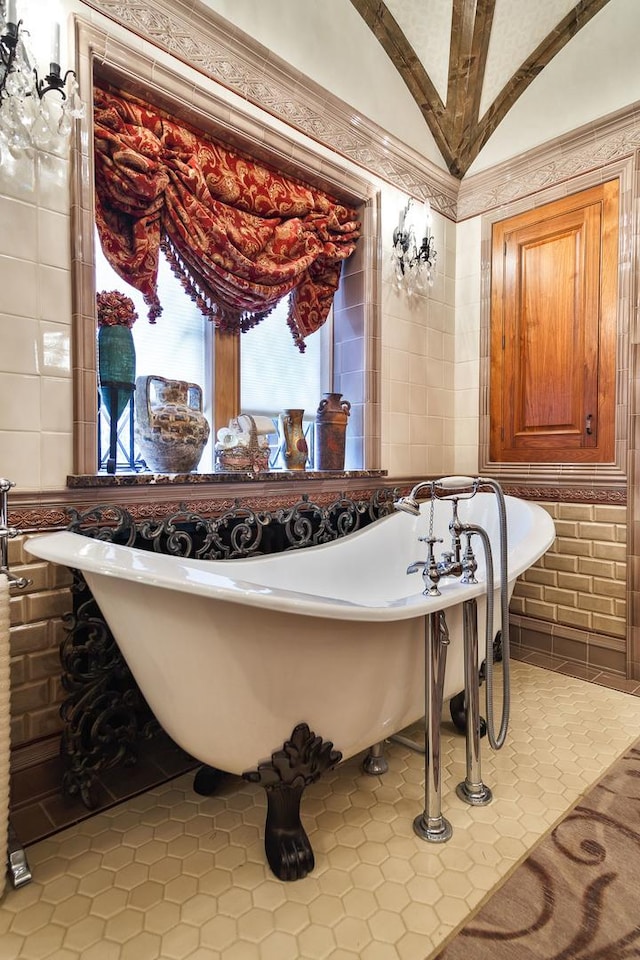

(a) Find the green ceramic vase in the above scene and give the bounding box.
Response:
[98,324,136,424]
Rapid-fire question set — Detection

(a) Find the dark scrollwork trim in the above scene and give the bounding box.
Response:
[66,489,395,558]
[243,723,343,881]
[66,504,139,545]
[60,490,393,808]
[60,570,160,807]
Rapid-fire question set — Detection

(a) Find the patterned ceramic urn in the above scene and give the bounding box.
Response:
[135,375,210,473]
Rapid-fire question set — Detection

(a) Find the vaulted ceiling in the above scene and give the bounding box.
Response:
[349,0,612,178]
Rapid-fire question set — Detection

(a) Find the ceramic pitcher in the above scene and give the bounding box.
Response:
[279,409,308,470]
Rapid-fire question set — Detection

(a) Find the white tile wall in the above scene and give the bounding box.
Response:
[454,217,482,474]
[38,322,72,377]
[37,265,72,325]
[0,256,38,318]
[0,152,72,492]
[0,373,40,432]
[380,186,457,478]
[0,315,39,375]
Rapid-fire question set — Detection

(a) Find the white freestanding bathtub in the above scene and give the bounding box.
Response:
[27,490,555,879]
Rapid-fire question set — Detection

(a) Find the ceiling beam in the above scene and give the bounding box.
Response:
[351,0,613,179]
[349,0,453,168]
[448,0,495,177]
[464,0,613,175]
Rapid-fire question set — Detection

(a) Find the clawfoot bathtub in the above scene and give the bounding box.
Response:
[28,491,555,879]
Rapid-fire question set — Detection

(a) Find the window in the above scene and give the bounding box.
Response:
[71,20,380,477]
[95,240,331,473]
[241,294,332,468]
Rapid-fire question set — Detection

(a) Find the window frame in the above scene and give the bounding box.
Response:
[70,17,381,477]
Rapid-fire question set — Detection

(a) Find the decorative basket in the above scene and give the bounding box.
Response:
[215,415,270,473]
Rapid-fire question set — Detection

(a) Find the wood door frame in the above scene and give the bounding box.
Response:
[478,161,632,491]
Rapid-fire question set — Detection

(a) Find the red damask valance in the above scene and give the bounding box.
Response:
[93,84,361,351]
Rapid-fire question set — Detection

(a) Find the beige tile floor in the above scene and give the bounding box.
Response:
[3,659,640,960]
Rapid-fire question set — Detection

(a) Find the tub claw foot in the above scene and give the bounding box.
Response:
[193,765,224,795]
[265,783,313,881]
[449,690,486,738]
[244,722,342,881]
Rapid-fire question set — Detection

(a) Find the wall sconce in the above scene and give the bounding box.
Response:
[391,197,437,295]
[0,0,84,162]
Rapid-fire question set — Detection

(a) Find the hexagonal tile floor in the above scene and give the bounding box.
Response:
[3,660,640,960]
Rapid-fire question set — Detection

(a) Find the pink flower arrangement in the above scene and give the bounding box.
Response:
[96,290,138,328]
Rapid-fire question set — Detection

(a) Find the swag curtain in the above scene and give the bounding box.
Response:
[93,84,362,351]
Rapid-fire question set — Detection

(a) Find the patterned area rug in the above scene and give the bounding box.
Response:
[435,739,640,959]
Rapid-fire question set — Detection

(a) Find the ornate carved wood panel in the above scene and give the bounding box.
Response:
[490,180,618,463]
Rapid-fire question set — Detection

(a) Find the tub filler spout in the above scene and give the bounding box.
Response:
[389,477,523,842]
[26,490,555,880]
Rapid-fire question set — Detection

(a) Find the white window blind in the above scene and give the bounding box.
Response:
[95,242,210,398]
[240,297,331,420]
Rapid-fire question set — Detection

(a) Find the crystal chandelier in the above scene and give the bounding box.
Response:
[0,0,84,162]
[391,197,437,295]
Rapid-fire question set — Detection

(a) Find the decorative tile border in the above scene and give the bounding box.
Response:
[77,0,459,217]
[501,485,627,505]
[77,0,640,225]
[459,103,640,219]
[8,478,625,534]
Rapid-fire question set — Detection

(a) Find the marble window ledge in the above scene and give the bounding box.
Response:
[8,471,394,532]
[66,469,388,488]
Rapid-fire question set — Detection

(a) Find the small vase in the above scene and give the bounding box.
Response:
[98,324,136,424]
[279,409,308,470]
[315,392,351,470]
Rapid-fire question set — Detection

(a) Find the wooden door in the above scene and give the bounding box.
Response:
[490,181,618,463]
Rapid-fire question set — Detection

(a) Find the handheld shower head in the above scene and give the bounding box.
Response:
[435,476,475,491]
[393,495,421,516]
[394,480,434,516]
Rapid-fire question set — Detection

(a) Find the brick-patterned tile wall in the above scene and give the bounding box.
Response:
[511,502,627,641]
[7,536,72,747]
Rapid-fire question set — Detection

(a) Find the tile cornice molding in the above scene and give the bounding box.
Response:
[75,1,640,223]
[459,101,640,220]
[77,0,459,218]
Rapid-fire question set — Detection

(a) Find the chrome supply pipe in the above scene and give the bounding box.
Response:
[475,477,510,750]
[396,475,511,751]
[0,478,31,589]
[412,610,452,843]
[394,475,511,841]
[456,597,492,804]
